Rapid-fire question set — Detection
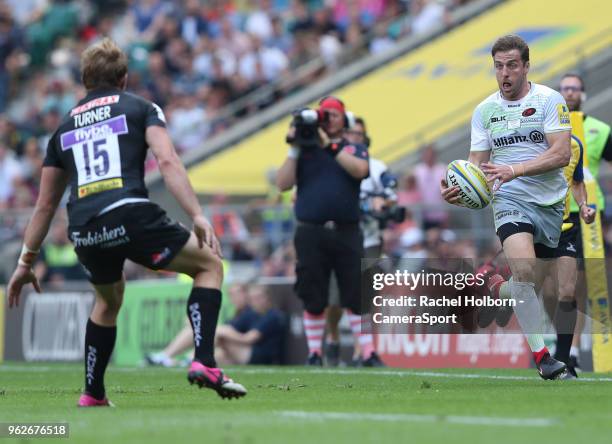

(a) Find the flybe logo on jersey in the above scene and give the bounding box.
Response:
[493,135,527,148]
[61,115,128,149]
[70,95,119,116]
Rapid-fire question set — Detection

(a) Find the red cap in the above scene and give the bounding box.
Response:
[319,96,345,114]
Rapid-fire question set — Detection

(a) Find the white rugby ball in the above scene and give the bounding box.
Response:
[445,160,492,209]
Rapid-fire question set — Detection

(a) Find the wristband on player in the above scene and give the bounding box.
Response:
[326,142,342,158]
[18,244,39,267]
[509,165,516,178]
[287,146,300,159]
[510,163,526,177]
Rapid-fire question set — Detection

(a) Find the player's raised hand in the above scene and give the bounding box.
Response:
[440,179,461,205]
[193,214,223,258]
[7,264,41,308]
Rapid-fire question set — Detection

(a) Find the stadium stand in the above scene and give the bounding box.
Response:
[181,0,612,195]
[0,0,484,272]
[2,0,612,277]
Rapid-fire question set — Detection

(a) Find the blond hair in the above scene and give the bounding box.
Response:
[81,38,128,91]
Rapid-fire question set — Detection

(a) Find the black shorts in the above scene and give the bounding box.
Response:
[496,222,556,259]
[69,202,191,284]
[294,222,363,314]
[555,220,580,258]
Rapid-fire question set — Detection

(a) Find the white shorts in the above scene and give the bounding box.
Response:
[493,194,564,249]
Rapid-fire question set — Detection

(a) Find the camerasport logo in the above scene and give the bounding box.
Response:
[522,107,536,117]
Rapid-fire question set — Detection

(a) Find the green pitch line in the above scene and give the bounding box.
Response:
[0,364,611,444]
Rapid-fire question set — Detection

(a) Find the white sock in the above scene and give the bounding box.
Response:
[499,277,513,299]
[510,281,546,352]
[570,346,579,358]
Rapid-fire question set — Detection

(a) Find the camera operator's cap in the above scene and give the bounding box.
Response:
[319,96,346,114]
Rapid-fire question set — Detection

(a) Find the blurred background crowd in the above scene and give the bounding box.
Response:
[1,0,611,288]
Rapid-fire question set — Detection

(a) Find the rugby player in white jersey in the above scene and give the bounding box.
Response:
[440,35,571,379]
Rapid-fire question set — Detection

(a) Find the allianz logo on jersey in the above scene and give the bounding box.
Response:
[71,225,130,248]
[493,135,527,147]
[493,131,545,147]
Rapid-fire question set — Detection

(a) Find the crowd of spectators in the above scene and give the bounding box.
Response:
[6,0,610,284]
[0,0,474,212]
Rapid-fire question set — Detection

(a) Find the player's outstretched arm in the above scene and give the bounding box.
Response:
[147,125,221,256]
[7,166,68,308]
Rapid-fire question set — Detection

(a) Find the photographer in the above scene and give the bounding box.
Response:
[325,117,404,366]
[276,96,369,365]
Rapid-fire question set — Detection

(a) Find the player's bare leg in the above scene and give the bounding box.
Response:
[166,232,246,399]
[503,233,566,379]
[78,278,124,407]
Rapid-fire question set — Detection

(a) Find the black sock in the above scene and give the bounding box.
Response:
[84,319,117,400]
[187,287,222,367]
[554,300,577,364]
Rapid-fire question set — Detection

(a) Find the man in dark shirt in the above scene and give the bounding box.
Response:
[215,285,285,365]
[276,96,370,365]
[6,38,246,405]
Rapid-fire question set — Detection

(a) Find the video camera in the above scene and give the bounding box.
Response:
[286,108,328,149]
[361,171,406,229]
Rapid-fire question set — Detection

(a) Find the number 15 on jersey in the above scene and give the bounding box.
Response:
[60,115,128,198]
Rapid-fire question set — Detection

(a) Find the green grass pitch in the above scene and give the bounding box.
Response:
[0,363,611,444]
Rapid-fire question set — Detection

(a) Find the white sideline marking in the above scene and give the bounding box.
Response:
[1,365,611,382]
[278,411,556,427]
[235,367,612,382]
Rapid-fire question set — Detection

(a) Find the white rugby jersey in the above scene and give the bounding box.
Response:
[470,82,571,206]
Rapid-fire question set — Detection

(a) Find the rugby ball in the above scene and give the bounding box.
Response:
[445,160,492,209]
